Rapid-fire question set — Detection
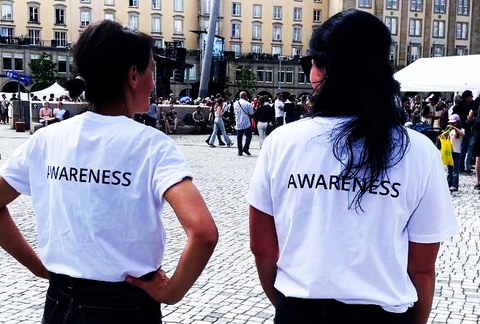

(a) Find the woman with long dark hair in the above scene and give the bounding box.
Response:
[248,9,457,323]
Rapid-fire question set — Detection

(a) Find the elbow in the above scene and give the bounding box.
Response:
[193,225,219,251]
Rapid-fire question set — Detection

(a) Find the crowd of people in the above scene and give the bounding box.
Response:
[401,90,480,192]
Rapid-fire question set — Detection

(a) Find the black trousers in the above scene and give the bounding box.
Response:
[274,293,410,324]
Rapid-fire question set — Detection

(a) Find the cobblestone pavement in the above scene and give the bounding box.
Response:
[0,123,478,323]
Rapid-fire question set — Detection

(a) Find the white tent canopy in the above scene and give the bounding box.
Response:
[32,82,69,99]
[394,55,480,94]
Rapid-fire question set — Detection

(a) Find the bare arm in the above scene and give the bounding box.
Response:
[407,241,440,324]
[0,177,49,279]
[249,205,279,306]
[127,178,218,304]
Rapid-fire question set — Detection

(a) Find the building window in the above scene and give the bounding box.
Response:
[285,68,293,84]
[410,0,423,12]
[29,6,39,23]
[28,29,40,45]
[231,22,240,38]
[455,46,468,55]
[54,31,67,47]
[128,13,139,30]
[104,0,114,5]
[152,0,161,10]
[292,47,302,56]
[174,0,183,12]
[231,44,241,58]
[129,0,138,7]
[273,6,282,20]
[431,45,444,57]
[202,0,211,14]
[273,25,282,41]
[457,0,469,15]
[105,11,115,21]
[313,0,322,2]
[256,67,264,82]
[433,0,446,13]
[358,0,372,8]
[1,3,12,21]
[55,8,65,24]
[385,17,398,35]
[80,0,90,3]
[408,44,421,64]
[409,18,422,36]
[386,0,399,10]
[456,22,468,40]
[293,8,302,21]
[432,20,445,38]
[153,39,163,48]
[58,55,67,73]
[232,2,241,16]
[253,4,261,18]
[80,9,91,27]
[293,26,302,42]
[252,44,262,53]
[174,18,183,34]
[389,44,397,64]
[313,9,322,23]
[2,53,12,70]
[1,26,13,38]
[152,15,161,33]
[252,24,261,40]
[298,70,306,83]
[30,53,40,67]
[272,46,282,55]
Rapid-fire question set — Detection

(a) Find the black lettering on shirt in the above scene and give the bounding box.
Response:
[341,177,351,191]
[122,172,132,186]
[288,174,297,188]
[379,180,390,196]
[102,169,111,184]
[391,182,401,198]
[315,174,327,190]
[329,175,340,190]
[368,179,380,195]
[46,165,133,187]
[298,174,315,188]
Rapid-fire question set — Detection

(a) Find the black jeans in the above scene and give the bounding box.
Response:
[42,273,162,324]
[236,127,252,154]
[274,293,410,324]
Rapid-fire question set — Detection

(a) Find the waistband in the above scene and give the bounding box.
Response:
[49,271,156,288]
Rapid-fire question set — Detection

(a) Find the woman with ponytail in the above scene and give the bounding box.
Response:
[0,20,217,323]
[248,9,457,323]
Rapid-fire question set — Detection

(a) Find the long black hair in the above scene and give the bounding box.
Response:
[308,9,409,211]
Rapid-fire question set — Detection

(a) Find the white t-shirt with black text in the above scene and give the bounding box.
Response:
[1,111,192,282]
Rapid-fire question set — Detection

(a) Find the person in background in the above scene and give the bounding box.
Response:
[0,20,217,323]
[248,9,457,324]
[207,98,233,148]
[234,91,254,156]
[143,97,158,129]
[274,93,284,128]
[39,101,55,125]
[193,106,206,134]
[452,90,474,173]
[256,95,275,149]
[166,104,180,134]
[445,114,464,192]
[283,94,299,124]
[53,101,67,121]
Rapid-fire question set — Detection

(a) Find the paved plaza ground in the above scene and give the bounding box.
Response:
[0,123,478,323]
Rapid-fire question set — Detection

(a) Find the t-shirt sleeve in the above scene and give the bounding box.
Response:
[0,137,38,196]
[151,139,193,199]
[246,138,274,216]
[407,152,458,243]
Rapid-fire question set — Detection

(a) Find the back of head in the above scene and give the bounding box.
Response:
[66,20,153,109]
[309,9,399,118]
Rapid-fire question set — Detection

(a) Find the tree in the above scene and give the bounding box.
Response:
[235,66,256,96]
[29,52,57,91]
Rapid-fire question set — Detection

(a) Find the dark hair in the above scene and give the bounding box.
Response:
[309,9,409,211]
[65,20,153,110]
[461,90,473,100]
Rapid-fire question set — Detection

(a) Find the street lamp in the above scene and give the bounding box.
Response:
[277,55,286,93]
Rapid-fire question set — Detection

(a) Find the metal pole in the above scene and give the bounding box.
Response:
[278,57,282,93]
[199,0,219,99]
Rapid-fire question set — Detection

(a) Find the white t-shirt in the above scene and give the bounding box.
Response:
[274,99,285,118]
[449,128,464,153]
[0,111,192,282]
[247,117,458,312]
[53,108,66,120]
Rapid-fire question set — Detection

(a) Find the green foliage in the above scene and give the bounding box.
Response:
[29,52,57,91]
[235,67,256,95]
